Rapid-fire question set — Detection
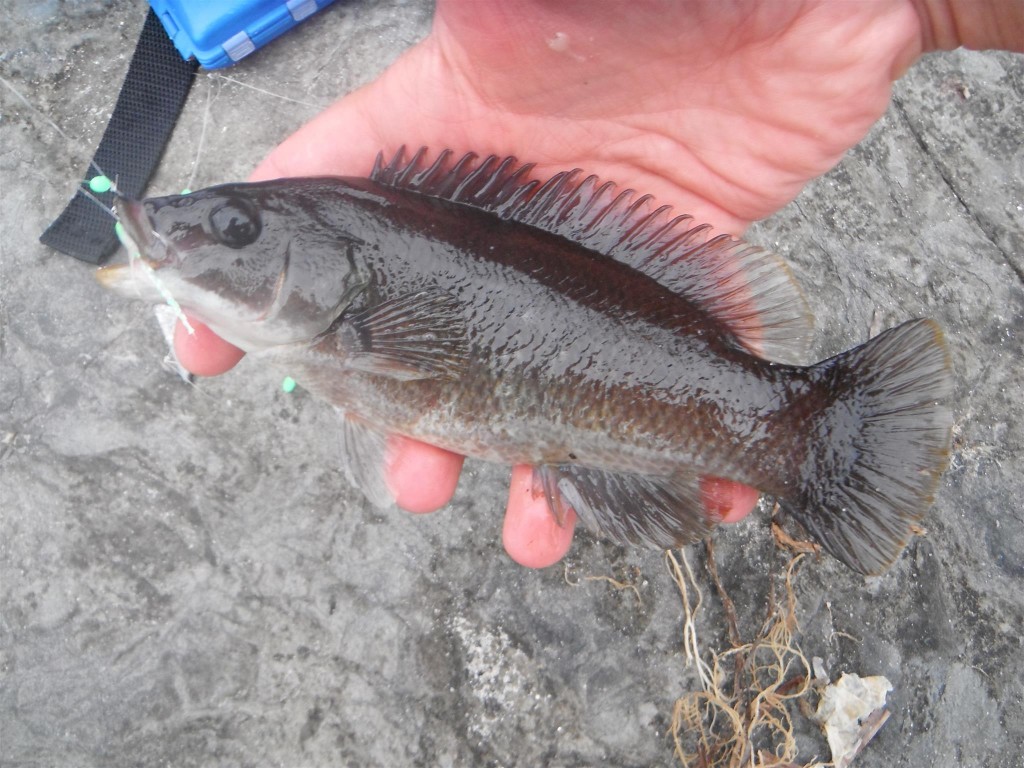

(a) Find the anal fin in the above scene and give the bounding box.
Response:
[337,410,393,508]
[534,465,714,549]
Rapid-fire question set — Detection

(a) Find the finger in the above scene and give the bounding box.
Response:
[700,476,760,524]
[386,435,464,514]
[173,315,245,376]
[502,465,577,569]
[502,469,758,569]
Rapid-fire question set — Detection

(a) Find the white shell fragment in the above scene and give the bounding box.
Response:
[815,673,893,768]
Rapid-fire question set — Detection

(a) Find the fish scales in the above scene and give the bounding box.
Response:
[287,178,804,479]
[98,148,953,575]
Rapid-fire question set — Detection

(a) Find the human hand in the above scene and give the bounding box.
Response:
[174,0,997,567]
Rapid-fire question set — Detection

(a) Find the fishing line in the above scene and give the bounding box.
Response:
[4,74,196,339]
[77,182,119,221]
[75,170,196,337]
[0,74,118,186]
[136,226,196,336]
[77,186,116,218]
[210,72,324,109]
[185,75,214,192]
[1,74,86,148]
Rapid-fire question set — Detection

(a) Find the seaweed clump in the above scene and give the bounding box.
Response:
[668,545,821,768]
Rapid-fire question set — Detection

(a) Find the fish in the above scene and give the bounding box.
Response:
[97,147,953,575]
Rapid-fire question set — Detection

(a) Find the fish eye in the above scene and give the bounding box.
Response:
[209,198,261,248]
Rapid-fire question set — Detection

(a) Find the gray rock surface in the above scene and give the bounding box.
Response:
[1,2,1022,766]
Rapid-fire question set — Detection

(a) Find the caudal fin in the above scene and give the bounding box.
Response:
[780,319,953,575]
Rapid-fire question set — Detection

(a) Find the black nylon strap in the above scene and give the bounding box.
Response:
[40,9,198,263]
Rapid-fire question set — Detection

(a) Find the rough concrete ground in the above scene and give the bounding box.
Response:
[1,2,1022,766]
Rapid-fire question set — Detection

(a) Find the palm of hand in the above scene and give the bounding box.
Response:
[177,0,925,566]
[257,0,921,231]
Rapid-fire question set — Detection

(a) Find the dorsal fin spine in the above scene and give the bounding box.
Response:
[621,202,665,253]
[394,147,425,186]
[572,178,611,233]
[449,152,484,198]
[490,162,534,210]
[415,150,451,192]
[368,147,815,364]
[474,156,513,200]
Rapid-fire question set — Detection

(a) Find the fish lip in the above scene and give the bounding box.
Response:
[96,197,163,290]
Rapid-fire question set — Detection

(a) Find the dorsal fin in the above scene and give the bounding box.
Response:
[371,147,814,364]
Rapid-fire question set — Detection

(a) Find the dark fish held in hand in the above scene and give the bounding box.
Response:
[98,148,953,574]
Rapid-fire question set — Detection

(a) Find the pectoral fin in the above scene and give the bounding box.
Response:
[318,290,468,381]
[534,465,713,549]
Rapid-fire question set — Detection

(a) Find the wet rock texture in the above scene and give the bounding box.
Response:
[2,2,1022,766]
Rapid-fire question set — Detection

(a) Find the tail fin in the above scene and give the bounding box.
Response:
[780,319,953,575]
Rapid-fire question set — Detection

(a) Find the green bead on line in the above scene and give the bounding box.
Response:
[88,175,113,194]
[281,376,297,394]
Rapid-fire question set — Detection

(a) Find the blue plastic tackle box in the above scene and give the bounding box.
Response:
[149,0,337,69]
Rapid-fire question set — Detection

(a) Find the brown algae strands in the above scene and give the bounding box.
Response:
[97,148,953,574]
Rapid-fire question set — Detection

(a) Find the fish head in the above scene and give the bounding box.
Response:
[98,181,370,350]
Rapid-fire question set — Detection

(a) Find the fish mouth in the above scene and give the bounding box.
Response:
[96,197,164,292]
